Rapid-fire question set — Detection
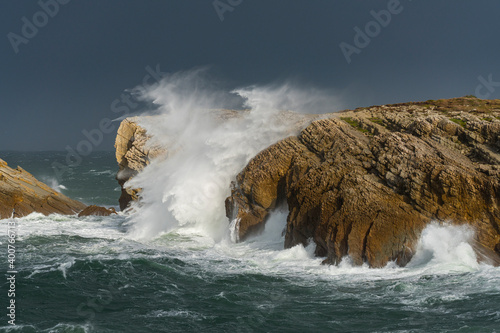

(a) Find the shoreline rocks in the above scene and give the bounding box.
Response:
[0,158,86,219]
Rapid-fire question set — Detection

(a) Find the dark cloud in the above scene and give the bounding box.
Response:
[1,0,499,150]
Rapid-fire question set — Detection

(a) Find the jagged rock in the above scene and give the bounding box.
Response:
[114,117,165,210]
[226,97,500,267]
[78,205,117,217]
[0,158,86,219]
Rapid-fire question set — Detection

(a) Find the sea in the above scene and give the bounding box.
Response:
[1,151,500,333]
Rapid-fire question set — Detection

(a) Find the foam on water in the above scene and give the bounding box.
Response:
[0,211,492,284]
[2,210,500,332]
[9,213,125,241]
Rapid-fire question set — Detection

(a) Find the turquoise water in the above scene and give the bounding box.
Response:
[1,152,500,332]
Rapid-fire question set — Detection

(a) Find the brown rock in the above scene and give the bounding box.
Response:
[0,159,86,219]
[78,205,117,217]
[114,117,166,210]
[226,97,500,267]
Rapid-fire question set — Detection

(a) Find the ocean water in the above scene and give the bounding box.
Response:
[2,76,500,332]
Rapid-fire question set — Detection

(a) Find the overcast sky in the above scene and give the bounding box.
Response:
[1,0,500,151]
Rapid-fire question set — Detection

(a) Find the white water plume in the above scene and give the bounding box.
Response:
[407,223,479,271]
[40,175,67,192]
[125,69,341,241]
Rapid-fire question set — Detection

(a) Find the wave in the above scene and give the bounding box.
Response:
[4,212,494,280]
[124,69,341,241]
[407,223,479,272]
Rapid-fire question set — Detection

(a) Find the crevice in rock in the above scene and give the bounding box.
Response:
[361,212,379,262]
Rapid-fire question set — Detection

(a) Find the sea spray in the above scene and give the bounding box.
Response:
[124,70,340,241]
[407,222,479,272]
[39,175,67,193]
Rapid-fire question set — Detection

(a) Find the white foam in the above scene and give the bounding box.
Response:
[5,212,500,297]
[58,257,76,279]
[146,309,208,320]
[1,212,126,243]
[407,222,479,272]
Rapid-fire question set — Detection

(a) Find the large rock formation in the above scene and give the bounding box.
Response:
[0,158,86,219]
[226,97,500,267]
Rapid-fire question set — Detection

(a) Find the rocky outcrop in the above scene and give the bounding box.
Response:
[115,117,165,210]
[226,97,500,267]
[78,205,117,217]
[0,158,86,219]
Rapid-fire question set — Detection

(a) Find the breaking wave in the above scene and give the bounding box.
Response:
[124,69,340,240]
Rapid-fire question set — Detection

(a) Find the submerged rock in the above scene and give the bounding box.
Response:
[226,97,500,267]
[78,205,117,217]
[0,158,86,219]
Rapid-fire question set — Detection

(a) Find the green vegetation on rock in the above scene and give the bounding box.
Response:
[340,117,369,134]
[450,118,467,128]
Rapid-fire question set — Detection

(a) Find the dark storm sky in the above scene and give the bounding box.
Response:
[1,0,500,151]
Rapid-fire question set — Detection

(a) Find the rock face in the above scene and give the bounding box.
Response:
[0,158,86,219]
[226,97,500,267]
[78,205,117,217]
[115,117,165,210]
